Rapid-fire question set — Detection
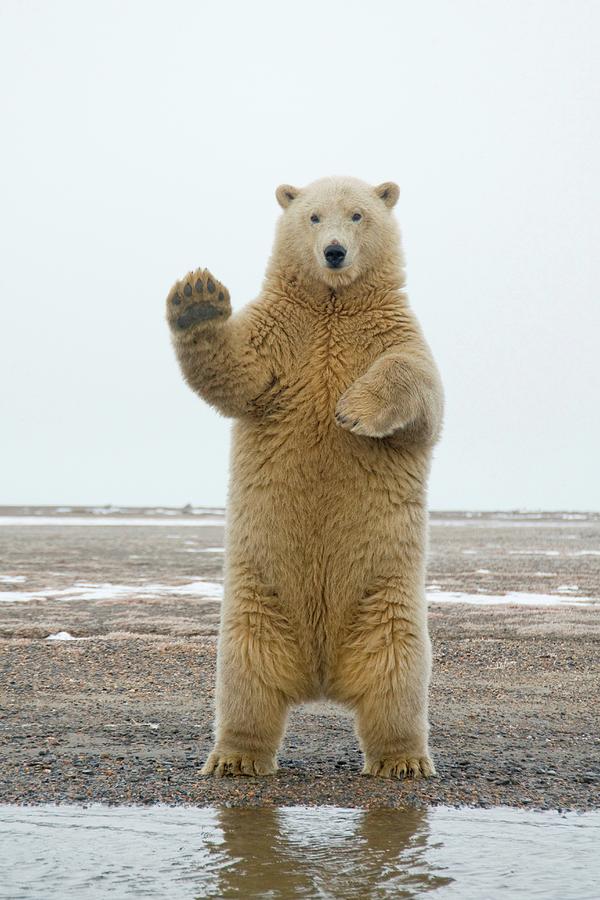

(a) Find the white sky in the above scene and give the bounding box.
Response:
[1,0,599,510]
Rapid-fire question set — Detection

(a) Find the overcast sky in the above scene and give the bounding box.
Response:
[1,0,598,510]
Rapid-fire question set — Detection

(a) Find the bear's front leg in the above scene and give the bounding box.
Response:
[167,268,275,419]
[335,349,443,442]
[335,376,407,438]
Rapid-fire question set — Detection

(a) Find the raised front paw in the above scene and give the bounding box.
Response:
[335,379,405,438]
[167,268,231,332]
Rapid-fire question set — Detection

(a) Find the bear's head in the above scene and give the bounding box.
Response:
[274,176,401,289]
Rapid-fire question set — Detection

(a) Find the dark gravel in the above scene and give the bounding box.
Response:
[0,509,599,810]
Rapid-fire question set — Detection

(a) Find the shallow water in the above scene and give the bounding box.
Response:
[1,805,598,899]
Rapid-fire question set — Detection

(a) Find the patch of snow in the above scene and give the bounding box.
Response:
[508,550,560,556]
[46,631,76,641]
[427,590,597,607]
[0,589,53,602]
[0,575,26,584]
[431,519,589,528]
[104,722,159,730]
[0,580,223,603]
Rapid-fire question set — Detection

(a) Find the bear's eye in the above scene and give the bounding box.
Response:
[310,214,320,224]
[351,212,362,222]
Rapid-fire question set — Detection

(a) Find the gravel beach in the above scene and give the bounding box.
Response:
[1,508,598,810]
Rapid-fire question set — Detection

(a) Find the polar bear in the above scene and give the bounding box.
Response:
[166,177,443,779]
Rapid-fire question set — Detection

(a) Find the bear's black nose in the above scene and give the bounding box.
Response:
[324,244,347,268]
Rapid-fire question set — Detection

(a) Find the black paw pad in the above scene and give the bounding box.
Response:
[195,279,203,292]
[184,283,193,297]
[218,291,224,302]
[176,302,222,329]
[172,292,181,305]
[207,278,216,294]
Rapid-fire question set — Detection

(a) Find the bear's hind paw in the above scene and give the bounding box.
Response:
[201,750,277,777]
[363,754,436,779]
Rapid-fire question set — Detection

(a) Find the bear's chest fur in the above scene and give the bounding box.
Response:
[256,295,403,431]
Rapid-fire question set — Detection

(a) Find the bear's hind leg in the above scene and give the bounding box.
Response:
[202,575,305,776]
[201,673,288,776]
[331,579,435,779]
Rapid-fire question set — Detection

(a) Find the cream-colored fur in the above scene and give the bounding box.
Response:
[166,177,443,779]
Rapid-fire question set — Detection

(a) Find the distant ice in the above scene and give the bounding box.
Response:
[0,517,225,527]
[0,575,26,584]
[46,631,76,641]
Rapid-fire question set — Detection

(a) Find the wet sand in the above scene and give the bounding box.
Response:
[0,508,598,810]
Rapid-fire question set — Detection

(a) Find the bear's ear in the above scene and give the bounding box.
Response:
[375,182,400,209]
[276,184,301,209]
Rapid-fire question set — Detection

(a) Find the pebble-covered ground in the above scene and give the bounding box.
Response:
[0,508,598,810]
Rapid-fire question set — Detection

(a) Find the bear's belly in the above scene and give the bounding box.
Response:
[226,415,429,595]
[225,420,429,686]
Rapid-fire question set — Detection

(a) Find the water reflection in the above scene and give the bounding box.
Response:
[1,804,599,900]
[197,807,452,898]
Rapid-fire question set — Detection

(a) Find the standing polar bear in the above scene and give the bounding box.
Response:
[167,177,443,779]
